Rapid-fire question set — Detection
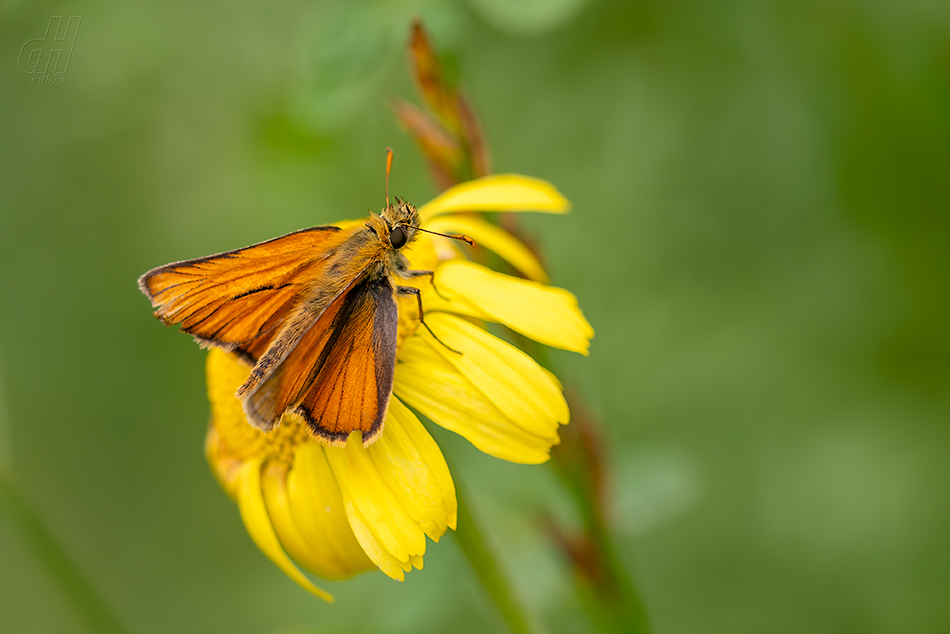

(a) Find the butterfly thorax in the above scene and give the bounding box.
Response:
[307,200,415,297]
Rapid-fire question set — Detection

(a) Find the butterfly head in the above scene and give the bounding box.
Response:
[379,196,420,250]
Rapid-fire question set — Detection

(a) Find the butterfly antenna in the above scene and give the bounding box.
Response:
[409,226,476,248]
[385,146,394,209]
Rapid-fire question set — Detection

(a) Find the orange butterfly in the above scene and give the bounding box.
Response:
[139,149,472,446]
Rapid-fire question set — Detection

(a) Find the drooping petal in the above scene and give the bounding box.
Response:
[368,397,457,541]
[235,458,334,602]
[426,215,549,283]
[325,432,428,581]
[263,463,344,580]
[266,448,376,580]
[432,260,593,354]
[286,443,376,578]
[342,507,414,581]
[419,174,569,220]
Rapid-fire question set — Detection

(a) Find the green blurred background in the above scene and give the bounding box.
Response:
[2,0,948,632]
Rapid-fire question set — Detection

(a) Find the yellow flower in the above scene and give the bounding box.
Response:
[205,174,594,600]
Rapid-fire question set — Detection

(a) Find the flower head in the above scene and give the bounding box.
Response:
[205,174,594,599]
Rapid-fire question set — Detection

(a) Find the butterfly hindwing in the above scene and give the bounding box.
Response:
[138,226,345,352]
[292,275,398,445]
[239,274,398,445]
[238,276,362,429]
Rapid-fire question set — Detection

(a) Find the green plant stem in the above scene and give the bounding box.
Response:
[524,339,649,633]
[0,473,128,634]
[452,478,541,634]
[553,434,650,634]
[585,505,650,633]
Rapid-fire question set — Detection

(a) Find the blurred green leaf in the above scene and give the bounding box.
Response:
[465,0,590,36]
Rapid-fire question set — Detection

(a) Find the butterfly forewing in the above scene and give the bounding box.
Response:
[138,226,345,350]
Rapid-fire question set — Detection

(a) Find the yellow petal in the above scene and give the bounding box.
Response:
[206,349,266,459]
[426,215,548,283]
[419,174,570,220]
[204,425,242,500]
[419,288,484,321]
[401,227,440,272]
[425,313,568,435]
[279,448,376,579]
[206,350,313,465]
[263,463,343,579]
[343,511,414,580]
[433,260,593,354]
[235,458,334,602]
[325,432,428,580]
[394,336,557,464]
[368,398,457,540]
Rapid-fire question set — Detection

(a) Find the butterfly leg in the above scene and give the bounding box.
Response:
[395,285,462,354]
[398,268,452,301]
[400,269,432,279]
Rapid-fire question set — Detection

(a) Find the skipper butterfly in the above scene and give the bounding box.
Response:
[139,149,472,446]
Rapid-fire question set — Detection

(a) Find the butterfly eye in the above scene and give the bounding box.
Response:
[389,225,407,249]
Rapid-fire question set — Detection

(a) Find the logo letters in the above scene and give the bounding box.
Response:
[18,16,82,84]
